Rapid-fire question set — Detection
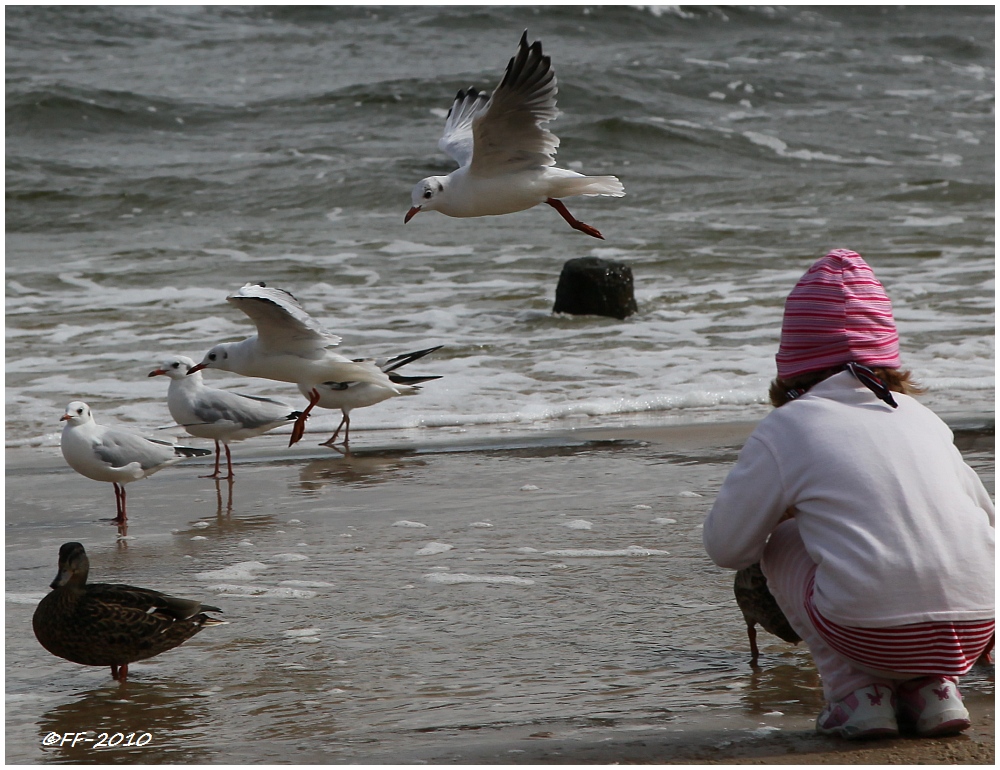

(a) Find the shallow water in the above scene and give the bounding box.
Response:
[5,425,994,763]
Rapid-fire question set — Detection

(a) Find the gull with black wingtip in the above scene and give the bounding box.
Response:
[60,401,211,524]
[406,30,624,239]
[150,355,302,479]
[301,346,443,447]
[189,283,404,446]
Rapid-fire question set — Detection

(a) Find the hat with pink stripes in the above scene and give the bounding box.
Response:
[776,249,900,379]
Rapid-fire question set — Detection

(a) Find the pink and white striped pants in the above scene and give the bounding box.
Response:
[760,519,994,702]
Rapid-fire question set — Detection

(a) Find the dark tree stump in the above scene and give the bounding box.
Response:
[553,257,637,320]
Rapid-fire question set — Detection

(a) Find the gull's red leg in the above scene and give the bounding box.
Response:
[223,443,234,479]
[546,198,605,240]
[201,439,222,478]
[319,414,347,447]
[289,389,321,446]
[112,483,128,524]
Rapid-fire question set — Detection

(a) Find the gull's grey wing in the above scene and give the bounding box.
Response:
[469,31,560,177]
[92,428,179,471]
[226,282,342,356]
[438,88,490,168]
[189,389,295,430]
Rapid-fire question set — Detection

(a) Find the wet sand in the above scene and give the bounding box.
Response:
[374,696,995,764]
[6,418,994,764]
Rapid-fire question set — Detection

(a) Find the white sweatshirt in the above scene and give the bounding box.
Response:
[703,371,995,628]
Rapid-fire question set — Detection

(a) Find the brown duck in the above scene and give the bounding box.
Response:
[734,562,801,665]
[33,542,224,681]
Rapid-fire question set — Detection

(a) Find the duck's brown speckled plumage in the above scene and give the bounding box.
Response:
[32,542,223,680]
[734,562,801,666]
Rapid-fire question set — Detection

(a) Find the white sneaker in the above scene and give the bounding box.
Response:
[816,683,898,739]
[897,676,971,737]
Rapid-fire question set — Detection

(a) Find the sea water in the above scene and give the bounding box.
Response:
[6,5,994,445]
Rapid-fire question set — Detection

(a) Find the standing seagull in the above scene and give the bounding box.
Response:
[60,401,211,523]
[149,355,302,479]
[188,283,401,446]
[406,30,624,239]
[33,542,224,681]
[301,346,443,447]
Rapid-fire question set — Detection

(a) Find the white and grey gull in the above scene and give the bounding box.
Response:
[189,283,415,446]
[406,30,624,239]
[149,355,302,479]
[300,346,443,447]
[60,401,211,523]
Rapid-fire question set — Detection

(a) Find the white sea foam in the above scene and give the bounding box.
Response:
[415,542,453,556]
[268,553,310,562]
[195,562,268,581]
[208,584,318,599]
[207,583,268,595]
[284,628,322,637]
[424,572,535,586]
[542,546,670,557]
[392,520,428,528]
[563,520,593,530]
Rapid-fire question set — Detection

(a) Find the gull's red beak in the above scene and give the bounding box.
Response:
[148,368,166,377]
[404,206,421,224]
[187,362,207,374]
[60,414,71,422]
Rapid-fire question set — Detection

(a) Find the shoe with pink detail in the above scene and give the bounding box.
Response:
[897,676,971,737]
[816,683,898,739]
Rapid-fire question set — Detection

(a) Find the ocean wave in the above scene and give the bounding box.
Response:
[5,5,994,452]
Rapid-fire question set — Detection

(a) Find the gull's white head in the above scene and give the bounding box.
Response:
[61,401,93,426]
[188,344,234,375]
[405,176,450,222]
[148,355,198,381]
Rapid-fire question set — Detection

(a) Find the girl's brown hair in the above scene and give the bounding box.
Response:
[768,367,923,408]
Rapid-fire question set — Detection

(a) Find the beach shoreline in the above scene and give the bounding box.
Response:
[6,417,994,765]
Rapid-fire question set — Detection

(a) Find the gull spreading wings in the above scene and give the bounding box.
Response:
[226,283,342,357]
[190,283,408,446]
[406,31,624,239]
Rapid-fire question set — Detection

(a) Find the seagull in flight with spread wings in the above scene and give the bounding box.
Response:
[406,30,624,239]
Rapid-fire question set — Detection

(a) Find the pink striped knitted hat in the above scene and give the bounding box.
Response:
[775,249,900,379]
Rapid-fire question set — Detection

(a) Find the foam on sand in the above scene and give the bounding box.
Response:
[424,572,535,586]
[415,542,454,555]
[542,545,670,557]
[196,561,269,581]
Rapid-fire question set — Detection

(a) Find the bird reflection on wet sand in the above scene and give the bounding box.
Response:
[36,681,216,763]
[297,450,427,492]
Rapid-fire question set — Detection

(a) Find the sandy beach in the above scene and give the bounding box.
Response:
[5,417,994,764]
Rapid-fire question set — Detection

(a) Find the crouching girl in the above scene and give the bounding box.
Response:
[704,249,994,739]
